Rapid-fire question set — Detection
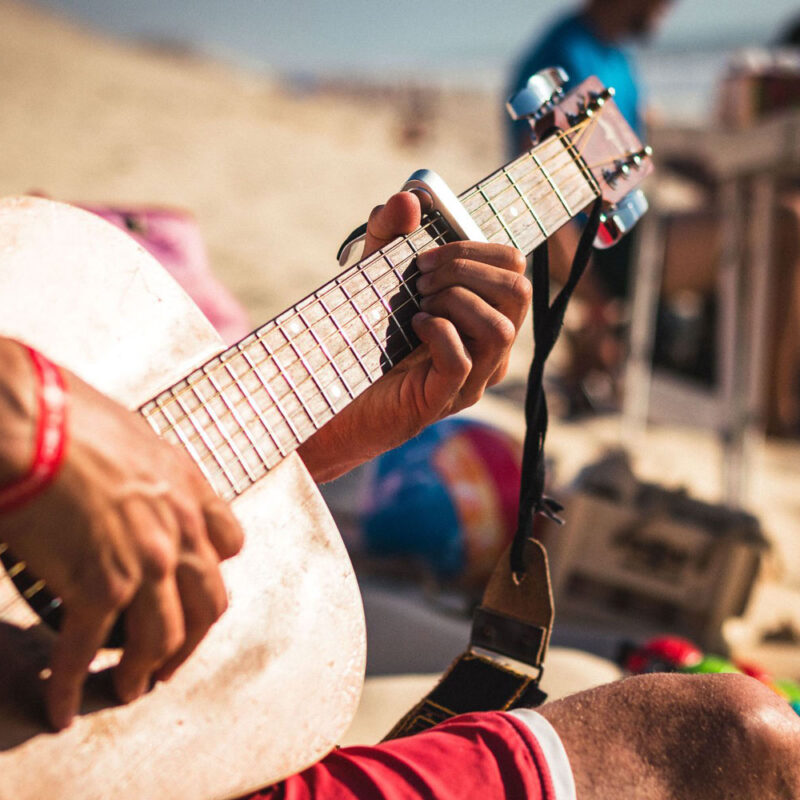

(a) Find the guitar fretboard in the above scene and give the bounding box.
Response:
[140,133,598,499]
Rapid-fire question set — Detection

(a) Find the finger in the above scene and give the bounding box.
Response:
[410,312,471,414]
[364,192,422,255]
[112,570,185,704]
[419,287,516,401]
[154,547,229,682]
[416,241,526,274]
[46,604,118,729]
[201,494,244,561]
[416,259,531,332]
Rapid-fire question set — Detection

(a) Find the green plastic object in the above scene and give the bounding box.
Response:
[680,655,741,675]
[773,678,800,704]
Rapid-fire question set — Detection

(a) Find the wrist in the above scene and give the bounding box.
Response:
[299,411,379,483]
[0,338,37,484]
[0,340,68,512]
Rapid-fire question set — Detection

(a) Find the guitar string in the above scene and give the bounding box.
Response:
[142,123,614,440]
[145,164,611,483]
[0,112,632,611]
[146,168,587,430]
[144,130,626,455]
[141,112,605,429]
[142,154,590,420]
[144,144,633,480]
[146,117,598,399]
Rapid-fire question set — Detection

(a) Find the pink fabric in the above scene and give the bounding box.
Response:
[82,203,251,345]
[248,712,553,800]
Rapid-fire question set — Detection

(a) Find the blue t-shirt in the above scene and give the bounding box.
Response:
[506,12,642,156]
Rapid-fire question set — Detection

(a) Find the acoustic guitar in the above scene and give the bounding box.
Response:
[0,74,651,799]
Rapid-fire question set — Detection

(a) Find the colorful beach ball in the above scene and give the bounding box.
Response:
[358,418,522,587]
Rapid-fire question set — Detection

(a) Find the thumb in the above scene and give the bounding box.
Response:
[364,192,422,256]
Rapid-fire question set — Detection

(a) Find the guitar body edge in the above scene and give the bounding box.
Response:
[0,195,366,799]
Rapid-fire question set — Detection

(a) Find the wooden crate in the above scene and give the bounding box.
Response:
[540,464,768,651]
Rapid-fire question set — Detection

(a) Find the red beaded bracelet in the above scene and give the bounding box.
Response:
[0,344,68,512]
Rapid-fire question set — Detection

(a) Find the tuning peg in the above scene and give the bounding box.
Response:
[602,145,653,188]
[594,189,649,249]
[506,66,569,122]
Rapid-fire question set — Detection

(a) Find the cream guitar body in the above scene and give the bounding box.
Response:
[0,195,366,800]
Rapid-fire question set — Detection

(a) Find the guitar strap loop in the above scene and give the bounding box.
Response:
[510,197,604,577]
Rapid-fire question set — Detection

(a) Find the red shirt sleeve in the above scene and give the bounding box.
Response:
[249,711,554,800]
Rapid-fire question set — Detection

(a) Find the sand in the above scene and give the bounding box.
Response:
[2,0,800,672]
[0,1,505,324]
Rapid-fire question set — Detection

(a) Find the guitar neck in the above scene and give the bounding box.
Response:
[140,132,599,499]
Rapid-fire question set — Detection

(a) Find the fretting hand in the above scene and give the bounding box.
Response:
[299,191,530,481]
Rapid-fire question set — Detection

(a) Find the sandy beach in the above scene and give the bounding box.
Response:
[3,0,800,675]
[0,1,506,325]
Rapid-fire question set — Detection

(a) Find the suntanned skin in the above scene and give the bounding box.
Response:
[540,672,800,799]
[0,191,531,729]
[298,192,530,481]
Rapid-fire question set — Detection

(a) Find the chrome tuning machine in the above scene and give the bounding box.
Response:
[565,87,616,126]
[594,189,649,250]
[602,146,654,189]
[506,66,569,125]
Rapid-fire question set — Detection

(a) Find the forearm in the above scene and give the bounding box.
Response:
[297,401,387,484]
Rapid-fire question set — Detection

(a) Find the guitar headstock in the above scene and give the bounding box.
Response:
[509,71,654,246]
[545,76,653,205]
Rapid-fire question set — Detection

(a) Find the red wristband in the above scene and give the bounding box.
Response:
[0,345,68,512]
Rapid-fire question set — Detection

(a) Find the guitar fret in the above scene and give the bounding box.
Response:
[531,151,572,216]
[238,347,291,455]
[361,261,414,356]
[299,305,356,402]
[332,278,388,376]
[172,386,242,495]
[316,293,372,392]
[191,376,255,484]
[204,366,268,479]
[261,333,319,432]
[479,186,521,249]
[429,216,452,247]
[223,355,284,467]
[154,395,218,490]
[243,342,303,446]
[503,166,549,240]
[277,319,337,417]
[383,252,421,312]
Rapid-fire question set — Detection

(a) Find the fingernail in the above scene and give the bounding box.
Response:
[419,296,432,311]
[412,311,432,325]
[416,251,437,272]
[416,273,432,293]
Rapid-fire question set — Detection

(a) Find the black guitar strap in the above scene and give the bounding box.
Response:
[385,198,604,740]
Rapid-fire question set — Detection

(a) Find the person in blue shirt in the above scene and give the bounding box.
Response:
[507,0,672,154]
[505,0,672,414]
[507,1,669,155]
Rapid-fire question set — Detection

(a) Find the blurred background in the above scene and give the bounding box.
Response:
[27,0,800,117]
[5,0,800,712]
